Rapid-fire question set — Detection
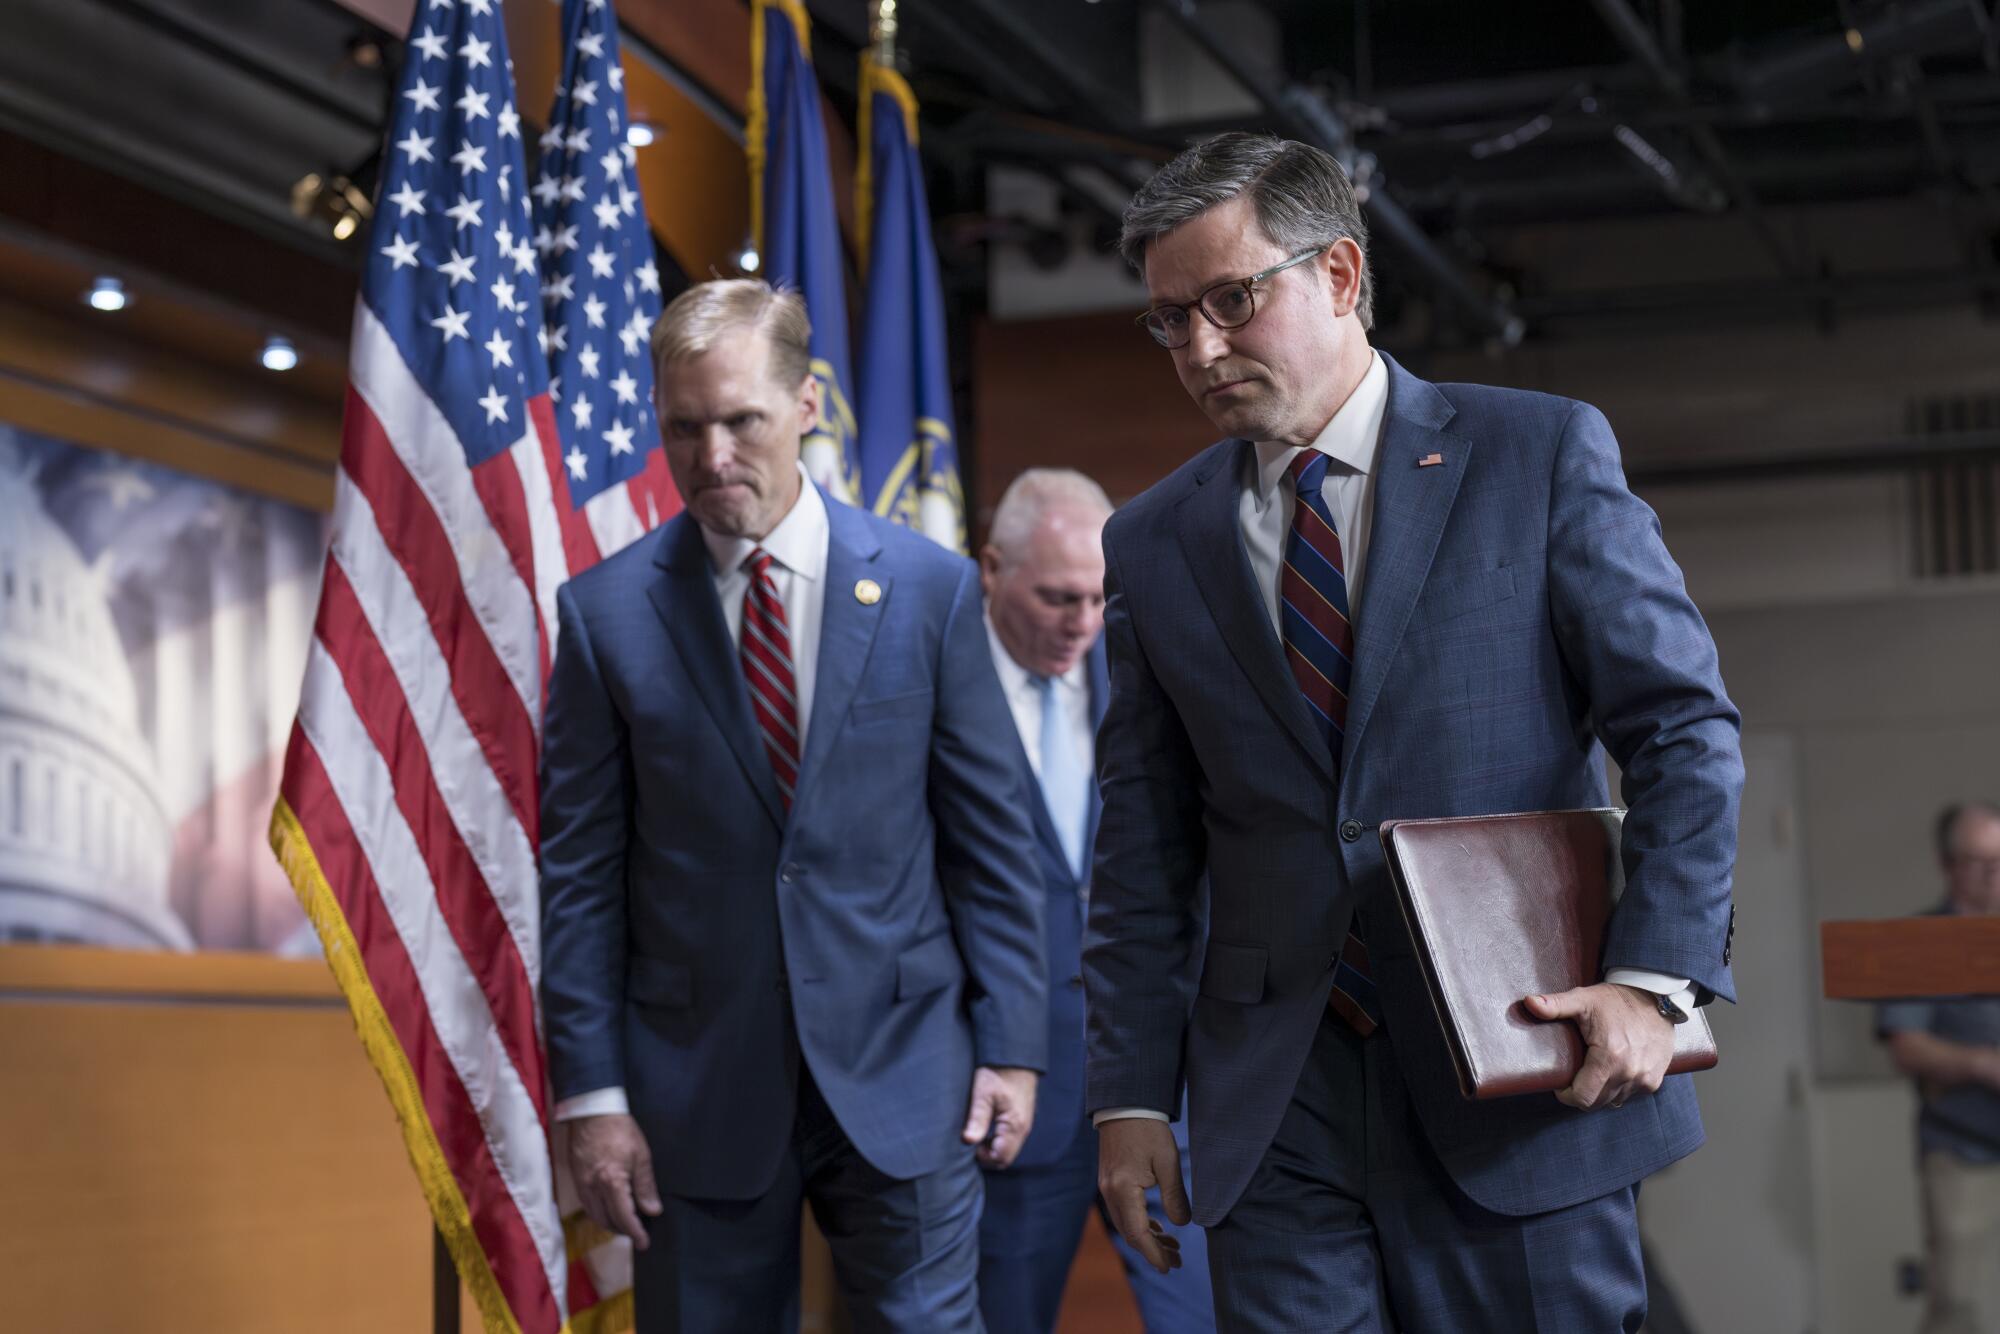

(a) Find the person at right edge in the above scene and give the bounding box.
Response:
[1084,131,1746,1332]
[1878,802,2000,1334]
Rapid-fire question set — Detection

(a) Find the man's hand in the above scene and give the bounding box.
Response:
[1096,1117,1190,1275]
[567,1113,662,1250]
[1974,1046,2000,1093]
[1523,982,1678,1111]
[962,1066,1039,1168]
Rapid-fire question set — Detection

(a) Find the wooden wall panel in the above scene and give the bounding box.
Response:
[0,946,434,1332]
[970,310,1216,535]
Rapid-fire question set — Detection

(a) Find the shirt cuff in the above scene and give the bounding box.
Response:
[1606,967,1697,1016]
[1092,1106,1171,1126]
[555,1087,630,1121]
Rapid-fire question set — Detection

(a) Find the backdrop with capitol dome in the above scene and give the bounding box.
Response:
[0,427,327,956]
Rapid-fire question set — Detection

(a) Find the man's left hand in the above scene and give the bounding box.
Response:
[1522,983,1677,1111]
[961,1065,1039,1168]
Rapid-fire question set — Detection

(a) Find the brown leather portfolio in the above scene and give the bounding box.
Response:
[1378,809,1719,1100]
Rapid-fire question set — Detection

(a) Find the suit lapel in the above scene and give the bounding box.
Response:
[1178,439,1337,783]
[1083,636,1108,864]
[793,500,889,811]
[647,515,786,831]
[1342,354,1466,780]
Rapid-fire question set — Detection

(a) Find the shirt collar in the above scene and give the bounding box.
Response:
[699,462,828,582]
[1249,350,1389,510]
[983,610,1084,695]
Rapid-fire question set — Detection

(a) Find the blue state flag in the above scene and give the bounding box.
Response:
[855,56,964,551]
[749,0,857,503]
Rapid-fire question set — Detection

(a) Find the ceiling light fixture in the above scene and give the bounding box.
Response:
[85,276,128,312]
[290,171,374,242]
[260,336,299,372]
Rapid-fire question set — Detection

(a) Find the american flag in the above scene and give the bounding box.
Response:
[532,0,677,566]
[266,1,645,1330]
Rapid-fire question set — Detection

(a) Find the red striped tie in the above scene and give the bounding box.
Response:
[740,549,801,809]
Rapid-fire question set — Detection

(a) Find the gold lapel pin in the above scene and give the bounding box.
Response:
[854,578,882,605]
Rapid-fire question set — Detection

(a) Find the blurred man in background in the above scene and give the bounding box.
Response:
[974,468,1215,1333]
[1879,802,2000,1334]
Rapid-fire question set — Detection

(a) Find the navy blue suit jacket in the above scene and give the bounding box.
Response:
[1084,355,1744,1224]
[999,637,1109,1172]
[540,494,1048,1200]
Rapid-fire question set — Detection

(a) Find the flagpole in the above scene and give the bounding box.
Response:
[432,1226,459,1334]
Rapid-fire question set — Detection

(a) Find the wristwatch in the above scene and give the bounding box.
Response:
[1655,992,1689,1025]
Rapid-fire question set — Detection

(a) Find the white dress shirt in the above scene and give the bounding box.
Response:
[983,614,1093,793]
[1095,355,1688,1127]
[1238,349,1390,625]
[556,465,830,1123]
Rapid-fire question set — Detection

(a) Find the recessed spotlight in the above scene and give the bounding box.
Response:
[261,337,299,372]
[626,121,658,148]
[85,276,128,312]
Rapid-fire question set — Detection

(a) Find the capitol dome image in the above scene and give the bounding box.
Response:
[0,448,190,950]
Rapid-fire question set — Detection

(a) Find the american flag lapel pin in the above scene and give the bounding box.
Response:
[1418,452,1445,468]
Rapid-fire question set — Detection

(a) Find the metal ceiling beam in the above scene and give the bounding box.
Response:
[1586,0,1803,276]
[99,0,380,135]
[948,0,1139,131]
[901,2,1066,116]
[1150,0,1523,345]
[1736,0,1992,105]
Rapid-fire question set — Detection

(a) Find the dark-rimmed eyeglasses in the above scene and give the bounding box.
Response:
[1137,247,1327,349]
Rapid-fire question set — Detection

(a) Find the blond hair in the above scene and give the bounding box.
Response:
[650,278,812,388]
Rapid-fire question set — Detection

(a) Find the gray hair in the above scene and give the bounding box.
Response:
[652,278,812,389]
[1120,132,1374,331]
[1937,801,2000,863]
[988,468,1113,561]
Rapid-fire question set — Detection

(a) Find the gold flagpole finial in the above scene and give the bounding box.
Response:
[871,0,899,69]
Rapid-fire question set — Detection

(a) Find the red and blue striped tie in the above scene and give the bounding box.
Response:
[1280,451,1381,1035]
[741,549,801,810]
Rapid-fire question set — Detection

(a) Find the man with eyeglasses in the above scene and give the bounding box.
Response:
[1878,802,2000,1334]
[1084,132,1744,1330]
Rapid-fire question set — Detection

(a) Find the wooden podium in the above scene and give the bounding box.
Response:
[1820,915,2000,999]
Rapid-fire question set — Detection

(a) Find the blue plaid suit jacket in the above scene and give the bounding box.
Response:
[1084,354,1744,1224]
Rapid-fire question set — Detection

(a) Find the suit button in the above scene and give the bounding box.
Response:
[1339,820,1363,843]
[1069,974,1084,989]
[780,863,798,884]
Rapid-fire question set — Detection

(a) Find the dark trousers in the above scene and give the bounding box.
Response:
[1206,1013,1646,1333]
[634,1064,985,1333]
[978,1114,1216,1333]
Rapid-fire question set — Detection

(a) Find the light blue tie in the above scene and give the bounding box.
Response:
[1034,673,1089,879]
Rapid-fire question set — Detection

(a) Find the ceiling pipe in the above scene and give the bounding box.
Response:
[1150,0,1523,346]
[1585,0,1802,275]
[1736,0,1992,105]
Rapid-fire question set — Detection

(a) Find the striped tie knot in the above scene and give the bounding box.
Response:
[1289,448,1329,500]
[745,547,774,578]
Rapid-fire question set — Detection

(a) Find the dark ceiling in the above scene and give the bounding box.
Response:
[3,0,1999,349]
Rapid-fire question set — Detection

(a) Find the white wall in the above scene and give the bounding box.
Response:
[1432,320,2000,1332]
